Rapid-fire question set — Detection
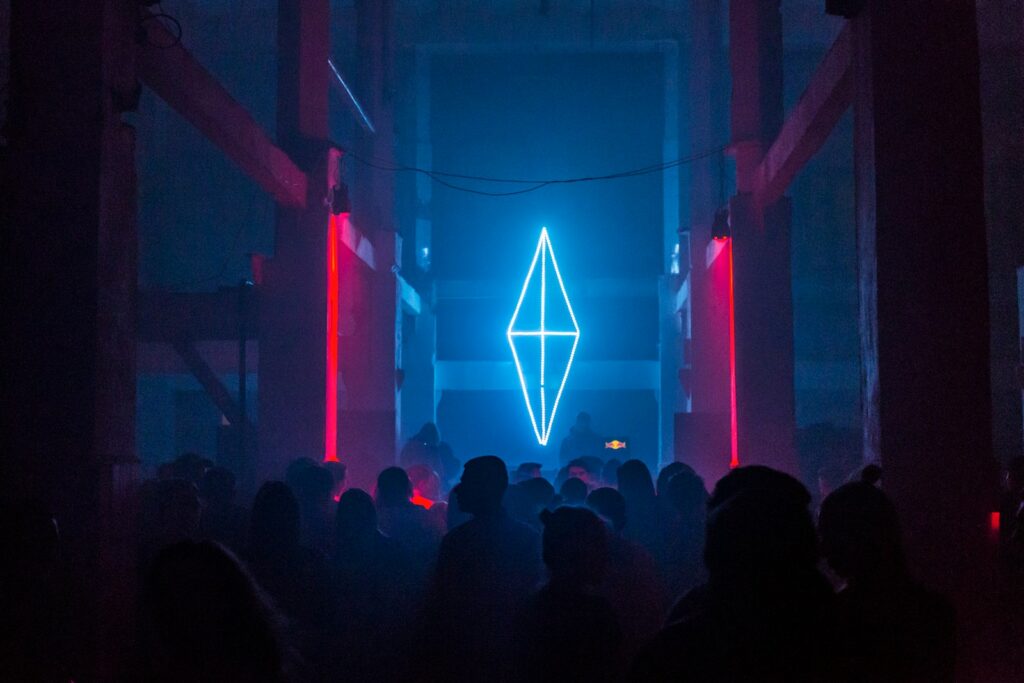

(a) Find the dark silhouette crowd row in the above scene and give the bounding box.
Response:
[12,438,1024,682]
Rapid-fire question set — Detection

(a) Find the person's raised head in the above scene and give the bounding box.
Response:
[657,461,694,496]
[568,457,599,489]
[199,467,236,507]
[292,463,334,506]
[456,455,508,516]
[703,479,817,585]
[586,487,627,533]
[539,506,609,587]
[819,482,904,584]
[376,466,413,507]
[665,470,708,518]
[520,476,556,509]
[249,481,299,555]
[335,488,378,544]
[559,476,588,506]
[707,464,811,512]
[617,459,655,501]
[515,461,543,483]
[576,412,592,429]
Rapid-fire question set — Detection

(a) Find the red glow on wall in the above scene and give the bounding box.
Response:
[990,511,1001,533]
[727,238,739,469]
[324,213,345,463]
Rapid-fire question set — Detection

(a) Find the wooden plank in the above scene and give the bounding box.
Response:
[137,12,307,207]
[752,25,852,208]
[171,337,247,428]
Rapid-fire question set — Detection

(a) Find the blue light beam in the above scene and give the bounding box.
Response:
[507,228,580,445]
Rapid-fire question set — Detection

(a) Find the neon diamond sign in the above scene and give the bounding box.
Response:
[507,228,580,446]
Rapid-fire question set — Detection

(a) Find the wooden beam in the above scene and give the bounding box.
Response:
[339,214,377,270]
[752,25,852,209]
[171,337,250,430]
[137,13,307,207]
[138,289,259,342]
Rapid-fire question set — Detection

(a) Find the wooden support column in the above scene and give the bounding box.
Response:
[2,1,139,678]
[338,0,401,489]
[853,4,998,673]
[257,0,332,482]
[680,0,732,485]
[727,0,797,474]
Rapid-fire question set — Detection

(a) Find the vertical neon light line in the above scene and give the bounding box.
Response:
[540,231,547,434]
[324,213,343,462]
[727,237,739,469]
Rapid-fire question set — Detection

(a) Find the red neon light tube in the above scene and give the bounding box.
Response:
[728,238,739,469]
[324,213,342,462]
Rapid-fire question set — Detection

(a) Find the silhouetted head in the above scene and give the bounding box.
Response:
[519,476,556,510]
[859,463,882,487]
[540,506,608,588]
[704,471,817,586]
[285,457,317,493]
[171,452,209,485]
[293,464,334,508]
[617,459,656,502]
[586,487,627,532]
[707,465,811,512]
[446,483,473,530]
[248,482,300,556]
[376,467,413,507]
[560,477,588,506]
[575,412,592,430]
[415,422,440,446]
[456,456,508,516]
[335,488,378,545]
[657,461,695,496]
[143,541,282,680]
[568,457,599,490]
[515,462,543,483]
[665,470,708,519]
[153,478,202,545]
[819,482,905,584]
[199,467,236,508]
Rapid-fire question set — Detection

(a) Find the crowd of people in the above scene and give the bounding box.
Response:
[11,419,1024,681]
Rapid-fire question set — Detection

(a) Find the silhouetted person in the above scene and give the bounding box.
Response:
[819,482,955,682]
[602,457,622,488]
[633,466,839,682]
[656,461,693,496]
[401,422,459,487]
[568,456,601,490]
[292,462,335,555]
[515,506,622,682]
[375,467,442,572]
[422,455,542,682]
[0,500,73,682]
[587,487,665,662]
[515,461,543,482]
[140,540,287,682]
[560,412,605,466]
[169,451,211,485]
[560,475,588,505]
[139,478,201,567]
[661,470,709,599]
[859,462,882,487]
[445,482,472,531]
[618,459,662,556]
[329,489,416,682]
[198,466,247,552]
[245,482,331,674]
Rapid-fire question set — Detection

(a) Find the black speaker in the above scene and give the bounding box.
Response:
[825,0,865,18]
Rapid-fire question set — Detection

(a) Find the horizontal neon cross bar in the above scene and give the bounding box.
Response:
[507,227,580,446]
